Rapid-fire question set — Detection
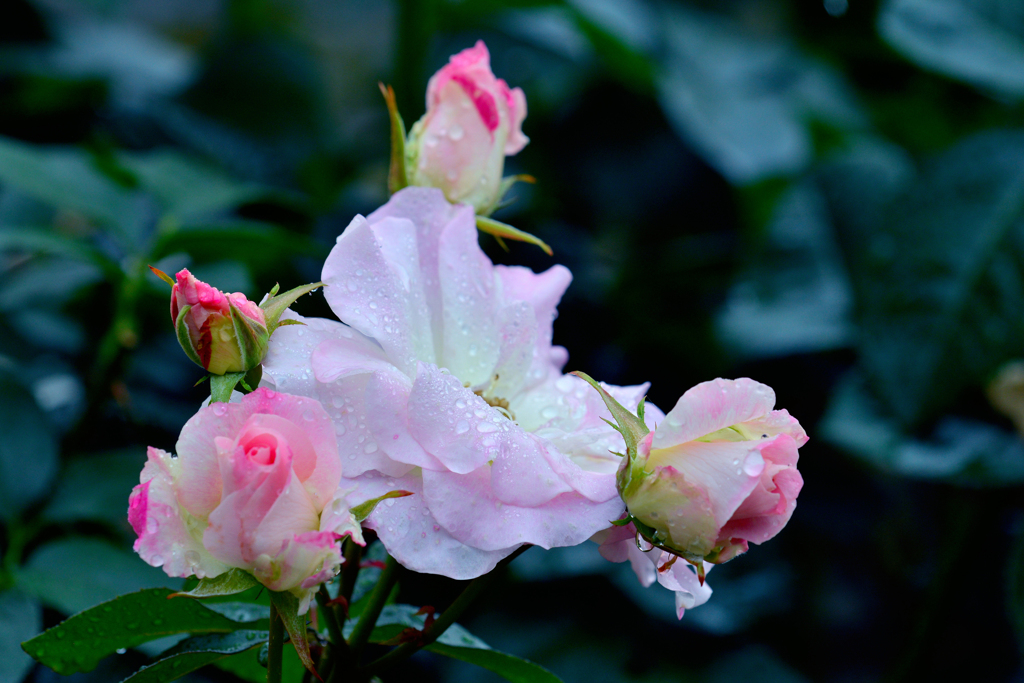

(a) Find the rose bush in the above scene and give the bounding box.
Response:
[406,41,528,214]
[262,187,655,579]
[128,388,361,612]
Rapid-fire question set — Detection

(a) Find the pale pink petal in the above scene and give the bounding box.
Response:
[323,215,432,376]
[654,378,777,447]
[261,312,346,397]
[717,434,804,545]
[345,473,516,579]
[406,362,507,474]
[364,370,444,471]
[132,447,226,579]
[422,467,626,551]
[436,206,502,387]
[654,557,713,618]
[253,530,342,595]
[319,488,366,545]
[250,469,321,560]
[487,301,538,400]
[504,86,529,154]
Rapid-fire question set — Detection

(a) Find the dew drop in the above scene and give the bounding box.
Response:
[211,403,228,417]
[541,406,558,420]
[476,422,498,433]
[364,442,378,454]
[449,124,464,140]
[455,420,470,434]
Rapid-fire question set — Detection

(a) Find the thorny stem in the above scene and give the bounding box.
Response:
[267,601,284,683]
[360,545,531,676]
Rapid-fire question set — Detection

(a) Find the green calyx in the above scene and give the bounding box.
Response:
[259,281,324,334]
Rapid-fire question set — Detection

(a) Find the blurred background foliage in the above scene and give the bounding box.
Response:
[1,0,1024,681]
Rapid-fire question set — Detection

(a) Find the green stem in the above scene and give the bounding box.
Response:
[362,545,531,676]
[267,601,284,683]
[340,539,363,605]
[347,554,401,658]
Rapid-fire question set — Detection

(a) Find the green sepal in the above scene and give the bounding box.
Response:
[210,371,246,403]
[268,590,317,677]
[570,372,649,456]
[380,83,408,195]
[260,281,324,333]
[229,301,269,370]
[609,515,634,527]
[171,568,260,599]
[351,490,414,522]
[148,264,175,286]
[175,304,205,369]
[476,215,552,256]
[484,173,536,216]
[275,319,305,327]
[241,365,262,393]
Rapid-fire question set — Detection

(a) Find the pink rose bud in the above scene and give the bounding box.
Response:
[622,378,807,564]
[406,40,528,213]
[170,269,269,375]
[128,388,362,612]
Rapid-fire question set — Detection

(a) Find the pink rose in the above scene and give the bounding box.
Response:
[407,40,528,213]
[170,269,268,375]
[262,187,651,579]
[622,378,807,564]
[128,388,360,612]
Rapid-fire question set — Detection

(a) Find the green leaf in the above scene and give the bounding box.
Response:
[655,5,864,183]
[820,372,1024,487]
[43,450,145,526]
[120,631,269,683]
[172,569,260,599]
[214,641,305,682]
[427,643,564,683]
[16,538,180,616]
[351,490,414,522]
[0,371,58,521]
[151,223,325,272]
[0,590,40,683]
[210,372,246,404]
[879,0,1024,100]
[0,136,134,226]
[476,216,552,256]
[0,227,123,279]
[20,588,261,675]
[348,605,564,683]
[819,131,1024,427]
[267,590,316,676]
[118,150,272,219]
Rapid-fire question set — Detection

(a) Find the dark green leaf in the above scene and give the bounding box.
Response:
[120,630,269,683]
[151,223,325,272]
[118,151,271,219]
[0,136,134,225]
[0,590,40,683]
[879,0,1024,100]
[656,5,864,183]
[16,538,180,616]
[43,450,144,526]
[172,569,260,599]
[820,131,1024,426]
[820,372,1024,486]
[0,371,58,520]
[0,227,122,279]
[427,643,564,683]
[214,641,305,683]
[20,588,261,675]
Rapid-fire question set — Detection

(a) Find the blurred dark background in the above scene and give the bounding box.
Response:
[2,0,1024,681]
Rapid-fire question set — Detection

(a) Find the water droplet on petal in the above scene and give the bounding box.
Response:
[455,420,470,434]
[212,403,227,417]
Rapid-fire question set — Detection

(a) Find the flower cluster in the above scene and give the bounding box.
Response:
[130,41,807,620]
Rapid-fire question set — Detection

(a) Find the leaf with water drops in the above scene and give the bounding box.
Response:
[119,630,269,683]
[348,604,564,683]
[171,569,259,599]
[267,590,317,676]
[20,588,264,675]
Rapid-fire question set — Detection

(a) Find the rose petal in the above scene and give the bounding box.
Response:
[654,378,777,447]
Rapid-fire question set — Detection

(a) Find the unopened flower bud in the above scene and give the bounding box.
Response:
[405,40,528,214]
[170,269,269,375]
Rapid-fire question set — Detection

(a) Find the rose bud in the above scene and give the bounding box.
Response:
[576,374,807,567]
[128,388,363,612]
[170,268,269,375]
[405,40,528,214]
